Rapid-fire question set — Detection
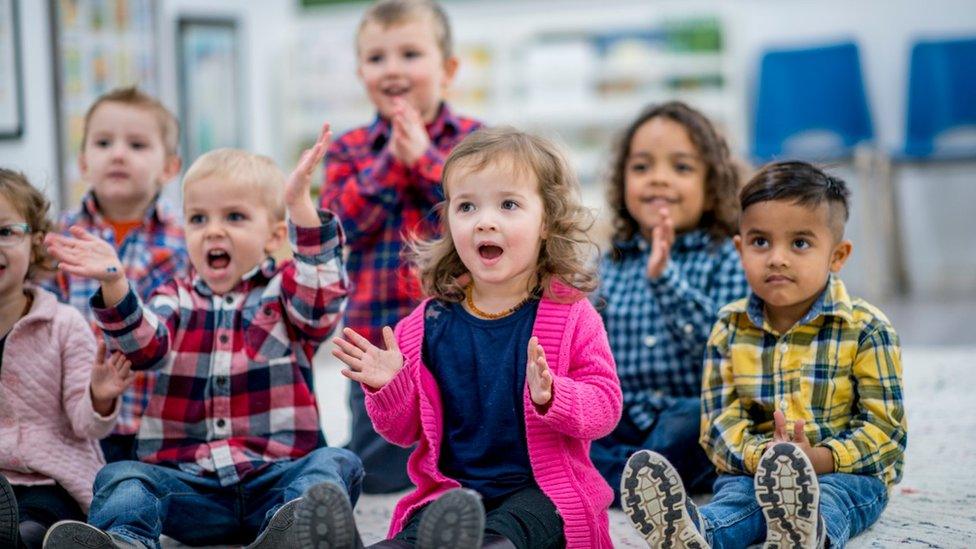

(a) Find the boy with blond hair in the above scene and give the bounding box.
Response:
[621,161,907,549]
[44,86,188,463]
[321,0,483,493]
[43,127,362,549]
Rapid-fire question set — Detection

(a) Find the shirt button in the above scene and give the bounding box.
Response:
[216,419,226,428]
[216,376,228,387]
[779,343,789,353]
[683,324,694,335]
[219,334,229,344]
[263,307,273,317]
[224,296,234,305]
[644,335,658,348]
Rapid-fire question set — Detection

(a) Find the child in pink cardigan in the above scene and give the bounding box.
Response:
[0,169,132,549]
[323,128,623,549]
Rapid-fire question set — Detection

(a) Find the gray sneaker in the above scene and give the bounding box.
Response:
[416,488,485,549]
[0,473,18,548]
[755,442,825,549]
[248,499,301,549]
[621,450,709,549]
[42,520,145,549]
[295,482,363,549]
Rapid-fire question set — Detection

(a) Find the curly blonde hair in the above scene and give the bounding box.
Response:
[411,127,598,302]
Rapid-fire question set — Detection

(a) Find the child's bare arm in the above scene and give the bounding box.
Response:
[45,226,128,306]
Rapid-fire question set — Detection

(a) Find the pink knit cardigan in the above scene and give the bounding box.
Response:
[0,286,118,512]
[364,285,623,548]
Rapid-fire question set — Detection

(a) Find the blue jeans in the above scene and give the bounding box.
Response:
[698,473,888,548]
[591,397,716,503]
[88,447,363,548]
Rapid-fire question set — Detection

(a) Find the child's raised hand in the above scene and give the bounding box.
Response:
[389,97,430,166]
[332,326,403,390]
[285,122,332,227]
[45,226,124,283]
[645,206,675,280]
[526,336,554,408]
[89,340,134,414]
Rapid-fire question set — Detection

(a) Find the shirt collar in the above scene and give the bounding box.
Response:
[79,190,177,228]
[737,274,855,330]
[191,257,278,297]
[366,102,460,151]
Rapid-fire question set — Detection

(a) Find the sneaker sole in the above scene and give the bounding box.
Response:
[42,520,117,549]
[295,483,363,549]
[416,489,485,549]
[755,443,820,549]
[247,499,301,549]
[621,450,708,549]
[0,475,17,548]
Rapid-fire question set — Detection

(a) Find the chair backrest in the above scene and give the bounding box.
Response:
[752,41,874,162]
[904,37,976,158]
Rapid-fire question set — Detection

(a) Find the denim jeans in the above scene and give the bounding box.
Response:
[88,447,363,548]
[591,397,716,503]
[698,473,888,548]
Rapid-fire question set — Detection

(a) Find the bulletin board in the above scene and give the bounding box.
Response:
[49,0,159,208]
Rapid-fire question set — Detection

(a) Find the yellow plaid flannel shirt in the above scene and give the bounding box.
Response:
[700,275,907,486]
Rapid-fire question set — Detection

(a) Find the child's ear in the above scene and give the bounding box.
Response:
[160,155,182,185]
[829,239,853,273]
[441,56,459,89]
[77,153,89,177]
[733,234,743,256]
[264,220,288,256]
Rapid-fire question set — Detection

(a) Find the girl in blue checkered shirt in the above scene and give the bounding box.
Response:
[591,101,749,502]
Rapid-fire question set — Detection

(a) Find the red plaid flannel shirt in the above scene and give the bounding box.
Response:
[319,102,482,345]
[92,213,347,485]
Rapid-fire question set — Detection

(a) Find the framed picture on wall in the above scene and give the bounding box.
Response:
[49,0,159,207]
[177,17,243,165]
[0,0,24,139]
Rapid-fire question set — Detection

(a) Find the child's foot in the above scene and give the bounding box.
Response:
[416,488,485,549]
[621,450,709,549]
[0,473,18,547]
[295,482,364,549]
[42,520,145,548]
[755,442,825,549]
[248,498,301,549]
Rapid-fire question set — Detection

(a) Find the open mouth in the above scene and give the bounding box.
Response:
[641,196,676,205]
[207,249,231,270]
[382,84,409,97]
[478,243,503,260]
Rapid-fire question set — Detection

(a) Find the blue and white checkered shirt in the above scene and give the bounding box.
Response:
[597,230,749,431]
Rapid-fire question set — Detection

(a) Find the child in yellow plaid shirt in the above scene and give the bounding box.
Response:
[621,161,907,549]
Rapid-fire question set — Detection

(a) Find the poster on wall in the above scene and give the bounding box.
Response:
[50,0,158,207]
[0,0,24,138]
[177,17,243,165]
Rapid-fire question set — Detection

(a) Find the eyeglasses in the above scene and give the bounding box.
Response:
[0,223,31,248]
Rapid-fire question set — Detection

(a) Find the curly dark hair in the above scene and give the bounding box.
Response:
[0,168,56,280]
[607,101,740,257]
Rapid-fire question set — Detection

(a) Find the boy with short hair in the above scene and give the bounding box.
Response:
[321,0,483,493]
[621,161,907,548]
[45,86,188,463]
[42,127,362,549]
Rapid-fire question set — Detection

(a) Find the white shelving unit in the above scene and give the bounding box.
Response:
[281,2,741,210]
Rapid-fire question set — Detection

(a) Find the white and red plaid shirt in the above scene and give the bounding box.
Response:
[92,212,347,485]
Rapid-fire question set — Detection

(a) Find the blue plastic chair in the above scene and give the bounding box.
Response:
[751,42,874,162]
[904,37,976,159]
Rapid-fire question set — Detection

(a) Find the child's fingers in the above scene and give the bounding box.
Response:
[381,326,398,352]
[68,225,97,241]
[793,419,806,442]
[331,347,365,372]
[332,337,366,360]
[341,327,375,352]
[527,336,539,364]
[95,340,106,365]
[316,123,332,148]
[340,368,368,384]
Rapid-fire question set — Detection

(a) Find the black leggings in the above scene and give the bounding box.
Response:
[394,486,564,549]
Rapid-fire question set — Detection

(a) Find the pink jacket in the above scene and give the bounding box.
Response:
[365,285,622,548]
[0,286,118,512]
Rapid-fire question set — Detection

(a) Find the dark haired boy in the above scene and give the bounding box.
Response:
[621,161,907,548]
